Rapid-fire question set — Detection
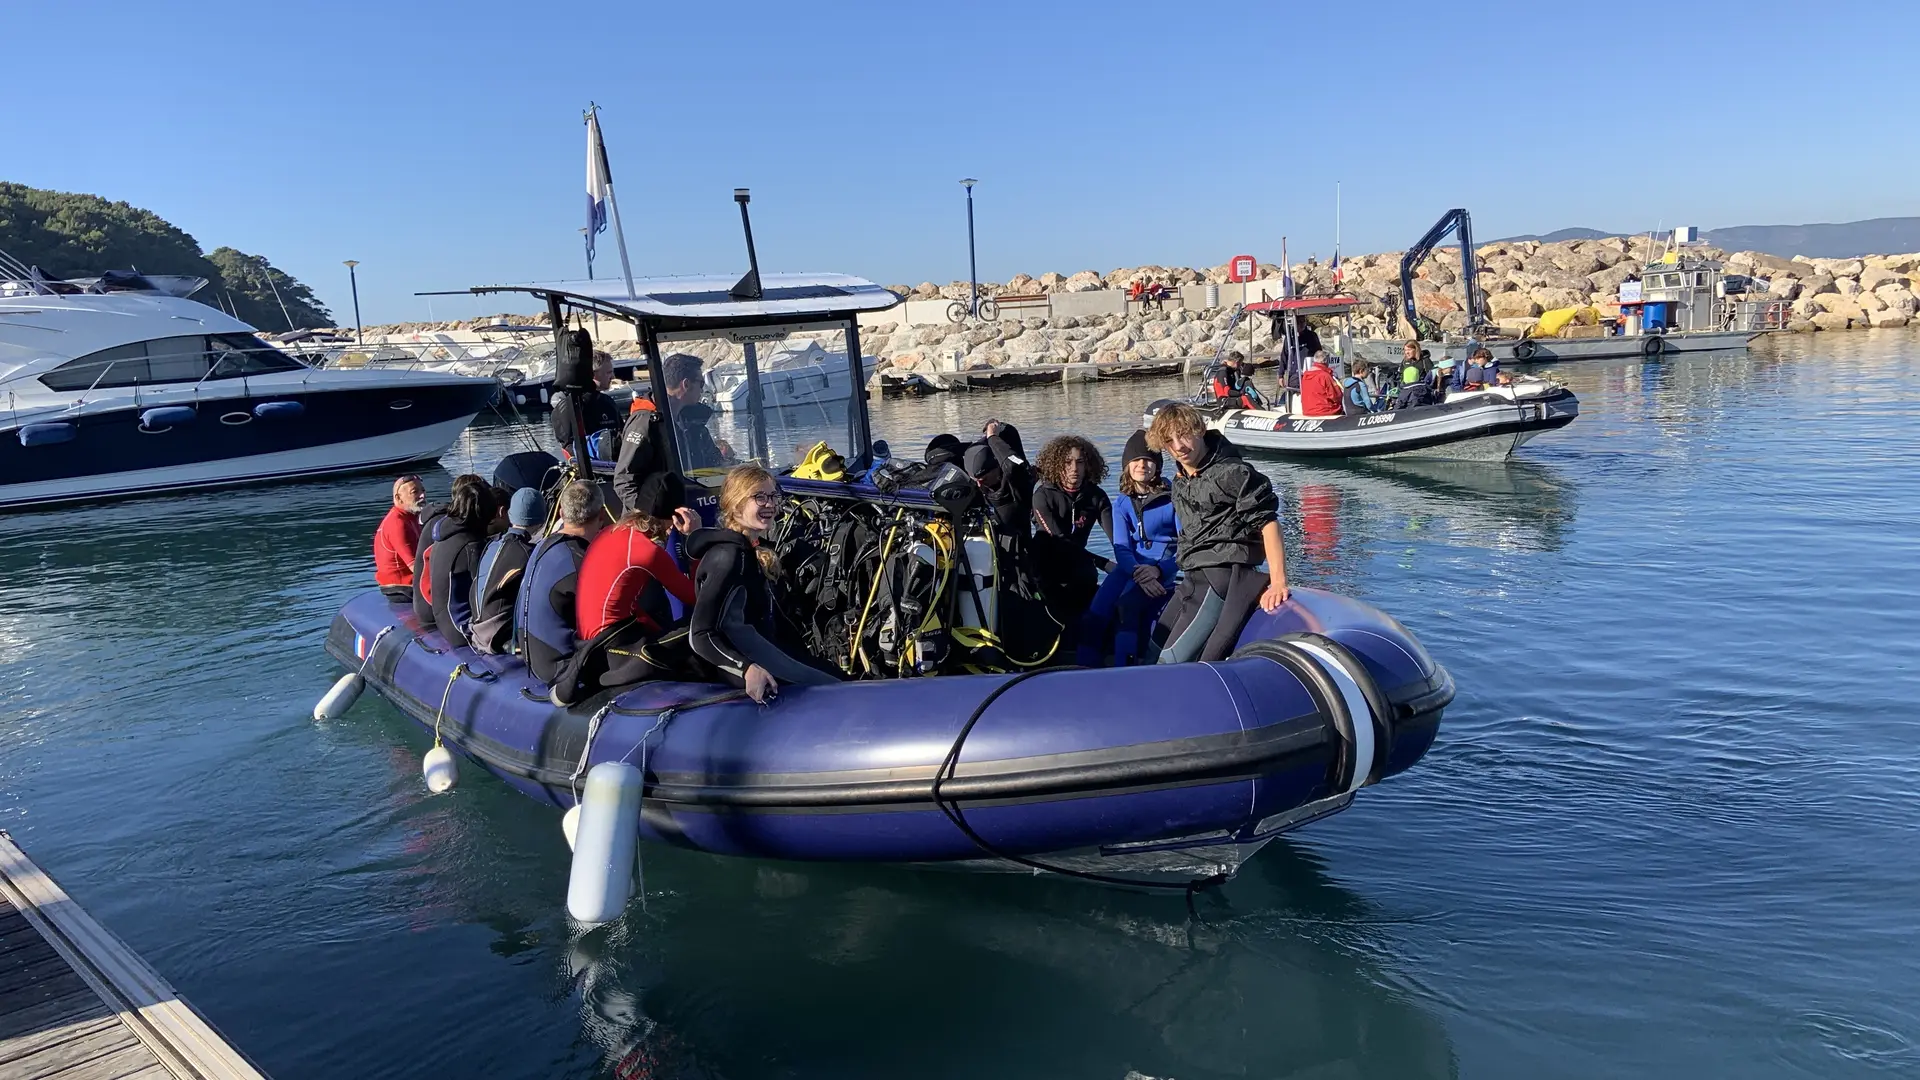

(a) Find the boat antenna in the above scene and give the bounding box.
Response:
[729,188,763,301]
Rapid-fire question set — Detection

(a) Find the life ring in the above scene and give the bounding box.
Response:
[1512,339,1538,361]
[1642,334,1666,357]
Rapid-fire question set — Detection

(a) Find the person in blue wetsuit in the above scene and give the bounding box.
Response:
[468,487,545,655]
[1342,359,1381,414]
[517,481,610,705]
[1077,430,1179,667]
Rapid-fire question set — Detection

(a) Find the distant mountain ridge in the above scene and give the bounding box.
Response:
[1494,217,1920,259]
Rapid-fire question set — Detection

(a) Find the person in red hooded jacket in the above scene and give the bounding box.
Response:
[373,474,425,600]
[1298,351,1345,417]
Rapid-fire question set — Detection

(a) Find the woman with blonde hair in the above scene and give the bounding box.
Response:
[687,464,838,703]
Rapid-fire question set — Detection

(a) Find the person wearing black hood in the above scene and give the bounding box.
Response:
[661,353,732,471]
[963,419,1033,542]
[1145,403,1290,664]
[413,474,494,649]
[687,464,838,704]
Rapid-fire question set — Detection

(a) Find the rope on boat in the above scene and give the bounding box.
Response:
[929,668,1229,908]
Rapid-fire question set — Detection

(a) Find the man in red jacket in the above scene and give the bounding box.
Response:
[373,475,425,600]
[1298,352,1345,417]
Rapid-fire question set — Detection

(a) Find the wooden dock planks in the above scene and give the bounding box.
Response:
[0,833,267,1080]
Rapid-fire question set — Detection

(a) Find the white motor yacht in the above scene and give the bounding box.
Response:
[0,258,498,510]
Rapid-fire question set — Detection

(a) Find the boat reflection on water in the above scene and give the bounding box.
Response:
[1261,456,1579,595]
[555,849,1457,1080]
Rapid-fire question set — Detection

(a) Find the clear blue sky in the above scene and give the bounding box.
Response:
[2,0,1912,325]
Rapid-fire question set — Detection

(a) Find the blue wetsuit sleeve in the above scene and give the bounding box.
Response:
[1112,498,1141,574]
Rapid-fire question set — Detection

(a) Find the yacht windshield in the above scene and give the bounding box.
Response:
[655,322,868,481]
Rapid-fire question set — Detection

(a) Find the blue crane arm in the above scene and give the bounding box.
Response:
[1399,208,1485,339]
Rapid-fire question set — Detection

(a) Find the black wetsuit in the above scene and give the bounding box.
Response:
[468,527,535,655]
[671,401,727,471]
[409,505,451,630]
[1154,431,1280,664]
[1030,481,1113,633]
[550,390,622,459]
[611,405,688,520]
[515,532,591,701]
[424,522,487,650]
[686,528,838,692]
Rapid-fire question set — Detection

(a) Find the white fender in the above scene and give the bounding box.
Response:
[1291,640,1378,795]
[561,804,581,851]
[566,762,645,924]
[313,673,365,721]
[422,745,458,793]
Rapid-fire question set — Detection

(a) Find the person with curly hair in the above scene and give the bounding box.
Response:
[1030,433,1116,644]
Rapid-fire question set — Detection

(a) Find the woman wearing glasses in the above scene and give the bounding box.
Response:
[687,464,839,703]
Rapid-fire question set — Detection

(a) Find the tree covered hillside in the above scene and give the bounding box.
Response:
[0,181,331,330]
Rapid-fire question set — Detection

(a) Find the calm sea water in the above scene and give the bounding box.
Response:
[2,331,1918,1079]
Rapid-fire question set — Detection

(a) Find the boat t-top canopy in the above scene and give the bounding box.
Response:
[441,272,901,334]
[431,272,902,478]
[1244,295,1361,316]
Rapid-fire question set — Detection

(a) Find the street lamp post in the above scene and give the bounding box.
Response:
[959,178,978,318]
[342,260,363,345]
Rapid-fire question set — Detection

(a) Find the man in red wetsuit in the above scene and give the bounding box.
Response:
[1298,352,1345,417]
[569,505,702,695]
[373,475,425,601]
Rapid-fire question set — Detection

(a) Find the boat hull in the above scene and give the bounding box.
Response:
[1358,330,1752,366]
[0,378,496,510]
[1149,388,1578,461]
[324,586,1450,881]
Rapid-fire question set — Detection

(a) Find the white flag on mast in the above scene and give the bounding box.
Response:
[585,111,611,269]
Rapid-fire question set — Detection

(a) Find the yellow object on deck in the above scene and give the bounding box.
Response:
[1532,306,1601,338]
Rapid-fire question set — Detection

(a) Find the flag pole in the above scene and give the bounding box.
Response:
[589,105,637,300]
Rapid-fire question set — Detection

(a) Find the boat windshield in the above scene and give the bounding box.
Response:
[656,322,867,482]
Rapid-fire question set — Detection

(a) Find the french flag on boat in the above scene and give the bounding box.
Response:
[585,110,611,267]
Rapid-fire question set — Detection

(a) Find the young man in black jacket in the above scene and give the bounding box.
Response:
[1146,403,1291,663]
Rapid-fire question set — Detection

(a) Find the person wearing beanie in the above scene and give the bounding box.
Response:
[467,487,547,655]
[1076,430,1180,666]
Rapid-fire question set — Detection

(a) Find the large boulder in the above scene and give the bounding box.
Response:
[1480,254,1523,276]
[1871,311,1910,328]
[1875,286,1919,315]
[1552,251,1606,276]
[1810,311,1860,332]
[913,282,941,299]
[1804,274,1838,296]
[1590,246,1624,268]
[1588,264,1637,292]
[1521,255,1559,275]
[1412,286,1460,313]
[1857,267,1902,292]
[1542,268,1592,291]
[1824,258,1867,278]
[1004,273,1037,295]
[1734,251,1805,278]
[1882,254,1920,274]
[1813,294,1866,318]
[1061,270,1106,293]
[1791,297,1823,319]
[1786,318,1819,333]
[1488,292,1543,319]
[1767,278,1802,301]
[1529,287,1587,310]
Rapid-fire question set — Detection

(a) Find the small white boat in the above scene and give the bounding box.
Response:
[1147,377,1578,461]
[706,340,872,411]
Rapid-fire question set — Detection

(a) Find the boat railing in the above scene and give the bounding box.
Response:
[0,248,56,296]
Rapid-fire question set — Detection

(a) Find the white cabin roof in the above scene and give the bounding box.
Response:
[0,292,259,383]
[465,272,902,322]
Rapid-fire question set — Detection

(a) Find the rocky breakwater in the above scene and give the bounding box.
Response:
[864,240,1920,377]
